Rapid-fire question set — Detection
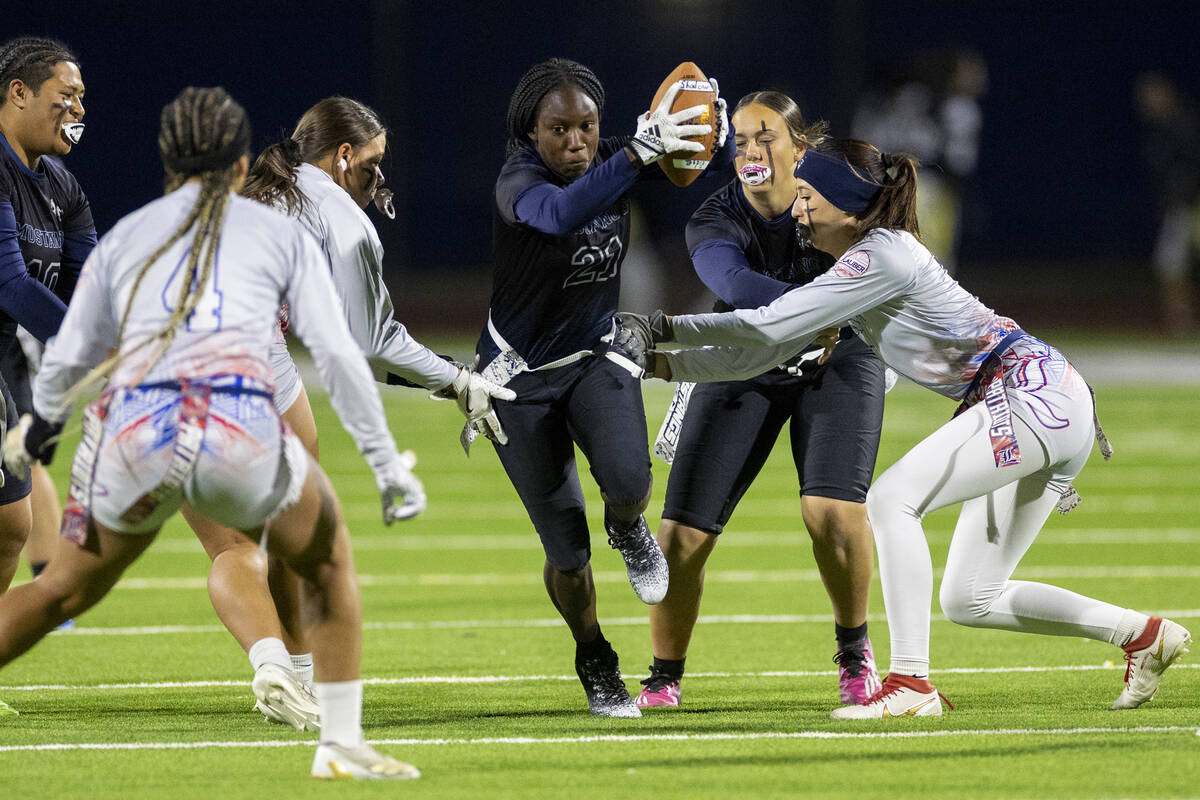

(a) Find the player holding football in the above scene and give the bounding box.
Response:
[479,58,732,716]
[635,92,887,709]
[169,95,514,730]
[614,138,1192,716]
[0,37,95,601]
[1,86,421,778]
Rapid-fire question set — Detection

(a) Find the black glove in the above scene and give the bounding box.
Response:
[4,413,64,480]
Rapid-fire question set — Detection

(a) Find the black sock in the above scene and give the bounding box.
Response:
[575,629,612,661]
[651,656,685,680]
[835,622,868,650]
[30,562,47,579]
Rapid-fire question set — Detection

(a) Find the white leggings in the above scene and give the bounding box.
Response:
[867,369,1130,674]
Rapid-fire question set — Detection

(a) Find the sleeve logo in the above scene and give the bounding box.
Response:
[831,250,871,278]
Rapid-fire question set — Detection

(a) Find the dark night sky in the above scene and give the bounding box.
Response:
[19,1,1200,281]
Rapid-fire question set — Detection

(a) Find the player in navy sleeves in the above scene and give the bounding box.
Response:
[635,92,888,709]
[478,58,732,716]
[0,37,95,599]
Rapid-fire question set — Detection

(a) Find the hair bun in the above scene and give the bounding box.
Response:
[281,137,302,163]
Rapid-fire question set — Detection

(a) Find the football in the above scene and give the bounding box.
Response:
[648,62,717,187]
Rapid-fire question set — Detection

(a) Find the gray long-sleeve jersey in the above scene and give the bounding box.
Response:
[36,183,403,476]
[666,229,1019,401]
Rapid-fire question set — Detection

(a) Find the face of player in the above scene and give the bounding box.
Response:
[527,85,599,183]
[13,60,85,162]
[732,104,802,210]
[792,179,857,256]
[335,132,387,209]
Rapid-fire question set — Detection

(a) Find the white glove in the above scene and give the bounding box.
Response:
[444,368,516,445]
[628,81,712,166]
[374,449,426,524]
[710,77,729,150]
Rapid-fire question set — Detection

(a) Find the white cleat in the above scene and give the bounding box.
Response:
[1113,617,1192,710]
[830,673,946,719]
[311,741,420,780]
[252,664,320,731]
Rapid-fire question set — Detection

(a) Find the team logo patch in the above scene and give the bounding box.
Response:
[832,250,871,278]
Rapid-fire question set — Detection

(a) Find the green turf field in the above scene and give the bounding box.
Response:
[0,368,1196,799]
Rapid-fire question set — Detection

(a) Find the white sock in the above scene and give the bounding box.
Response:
[315,679,363,747]
[888,659,928,679]
[291,652,314,685]
[1111,610,1152,648]
[248,637,292,673]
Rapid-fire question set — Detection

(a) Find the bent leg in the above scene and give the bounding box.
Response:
[0,521,156,666]
[262,458,360,683]
[0,498,31,594]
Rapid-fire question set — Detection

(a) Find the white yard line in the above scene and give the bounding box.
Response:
[140,527,1200,553]
[0,726,1196,753]
[86,565,1200,592]
[2,663,1196,692]
[37,608,1200,637]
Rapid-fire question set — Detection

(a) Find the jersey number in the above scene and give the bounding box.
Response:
[162,248,224,332]
[563,235,623,288]
[27,258,61,291]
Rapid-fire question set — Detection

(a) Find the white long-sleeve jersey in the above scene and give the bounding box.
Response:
[284,163,457,390]
[36,183,402,474]
[666,229,1019,401]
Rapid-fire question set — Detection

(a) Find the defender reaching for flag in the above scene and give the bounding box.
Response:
[614,138,1191,717]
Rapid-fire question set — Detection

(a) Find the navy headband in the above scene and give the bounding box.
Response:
[793,149,881,213]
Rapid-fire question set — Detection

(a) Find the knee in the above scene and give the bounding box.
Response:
[938,578,995,627]
[801,499,869,548]
[864,475,916,531]
[209,544,268,587]
[601,482,652,520]
[657,520,716,570]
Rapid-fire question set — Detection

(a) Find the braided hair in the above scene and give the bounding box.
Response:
[0,36,77,106]
[242,96,386,215]
[505,58,604,157]
[65,87,250,404]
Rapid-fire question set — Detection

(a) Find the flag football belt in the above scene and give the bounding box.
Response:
[953,330,1112,514]
[61,378,274,542]
[460,312,613,453]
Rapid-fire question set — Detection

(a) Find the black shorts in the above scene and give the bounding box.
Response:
[491,356,651,572]
[0,364,33,505]
[662,336,885,535]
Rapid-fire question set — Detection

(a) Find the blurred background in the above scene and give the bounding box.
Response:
[29,0,1200,339]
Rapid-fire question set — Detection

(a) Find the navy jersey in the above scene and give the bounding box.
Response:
[481,137,641,369]
[0,131,97,343]
[685,179,832,314]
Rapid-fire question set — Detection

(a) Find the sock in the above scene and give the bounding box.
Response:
[888,658,928,679]
[248,637,292,673]
[30,562,47,579]
[1112,611,1154,649]
[835,622,869,650]
[291,652,315,685]
[575,629,612,661]
[651,656,685,680]
[315,679,363,747]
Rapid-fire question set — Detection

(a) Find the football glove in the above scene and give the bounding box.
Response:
[628,82,712,167]
[4,413,64,481]
[374,449,426,524]
[438,368,516,446]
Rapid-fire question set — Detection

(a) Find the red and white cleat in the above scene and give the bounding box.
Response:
[830,673,948,719]
[1113,616,1192,710]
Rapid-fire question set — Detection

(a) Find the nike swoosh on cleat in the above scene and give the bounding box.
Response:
[883,696,938,717]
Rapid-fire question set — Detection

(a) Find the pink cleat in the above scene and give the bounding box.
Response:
[635,676,681,708]
[834,637,883,705]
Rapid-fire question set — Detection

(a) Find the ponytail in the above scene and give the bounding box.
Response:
[242,137,305,214]
[858,151,920,238]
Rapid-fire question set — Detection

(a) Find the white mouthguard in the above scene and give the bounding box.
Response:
[737,164,771,186]
[373,187,395,220]
[62,122,85,145]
